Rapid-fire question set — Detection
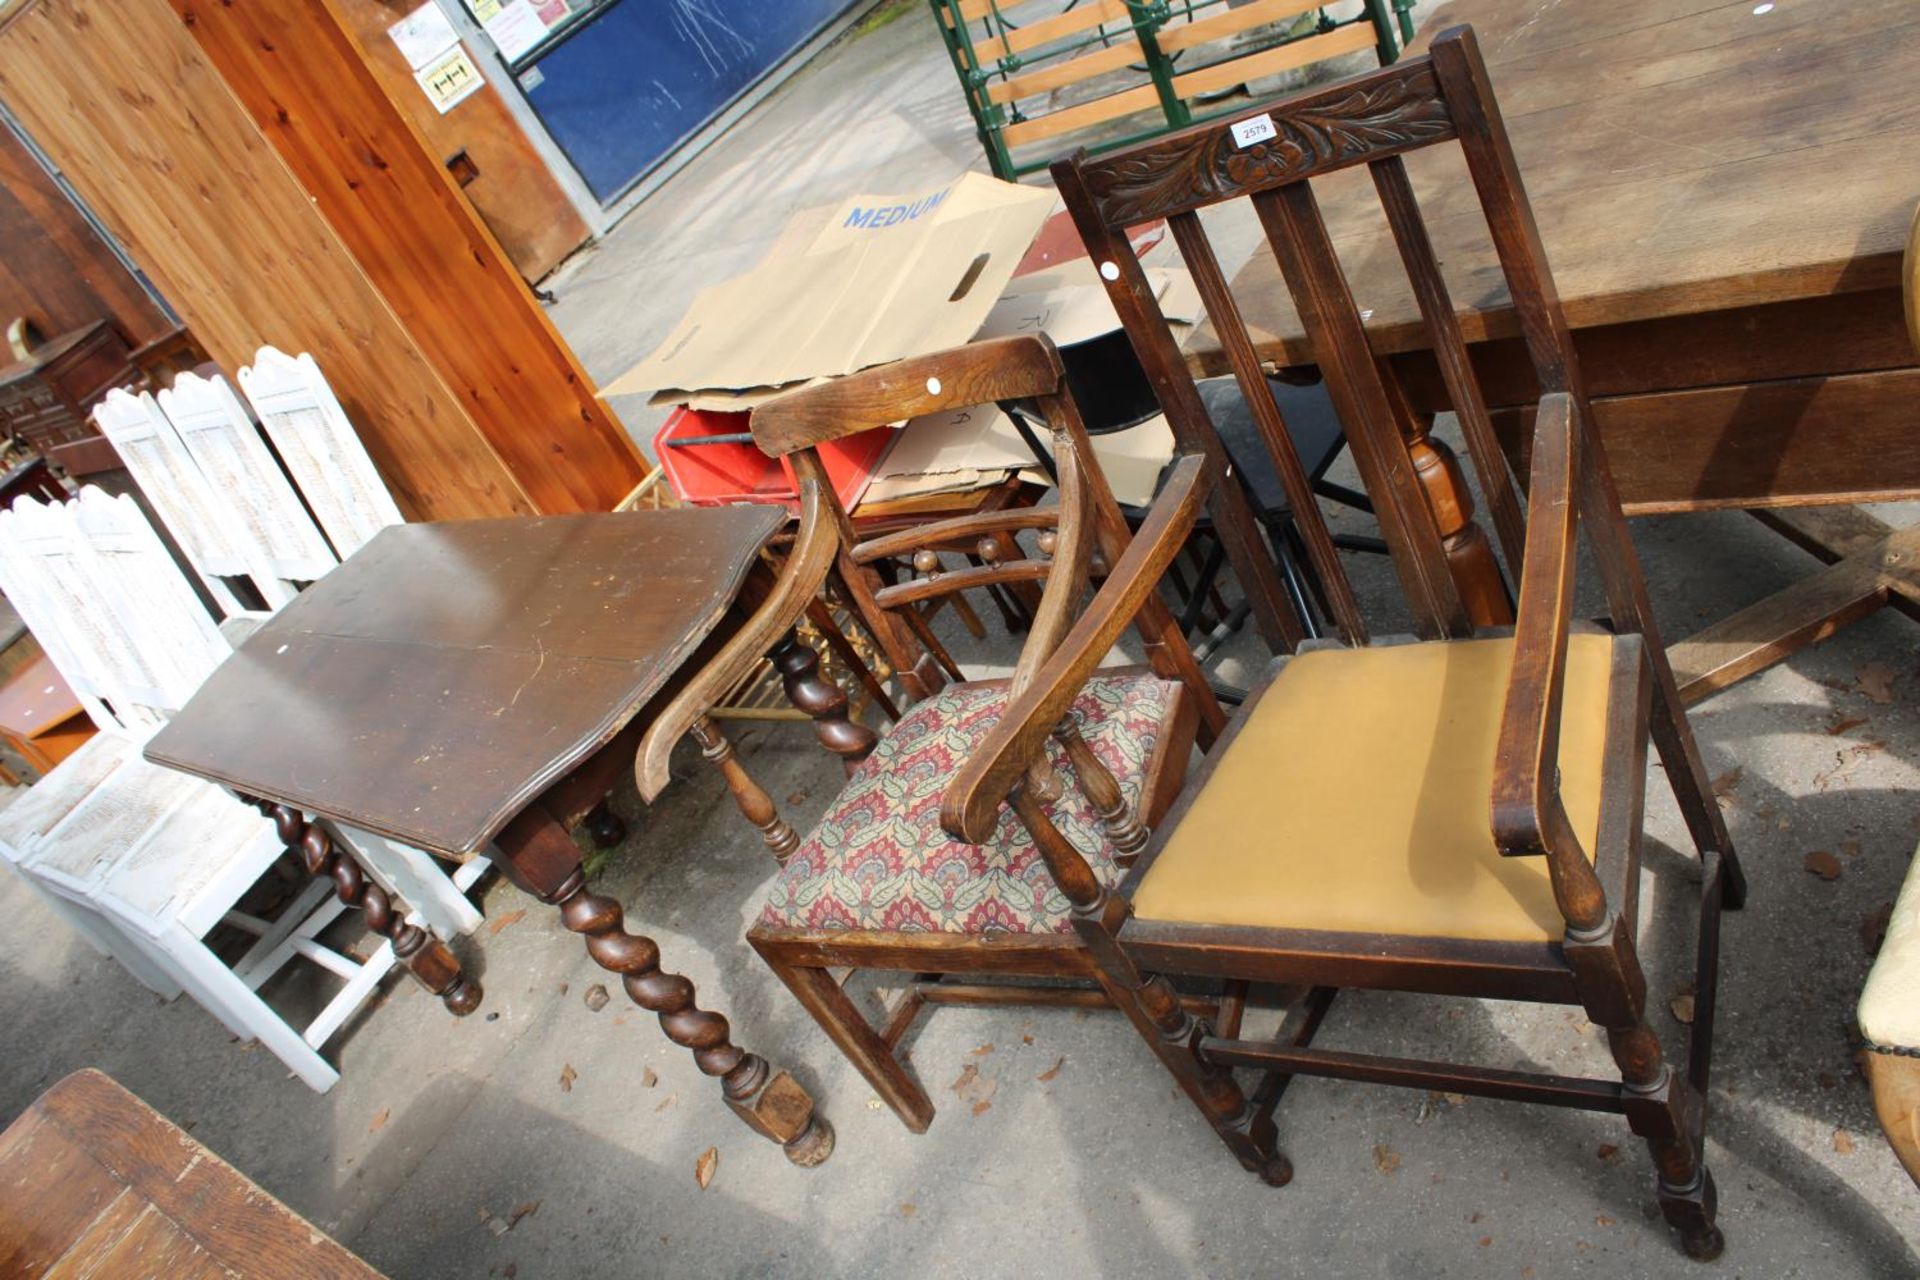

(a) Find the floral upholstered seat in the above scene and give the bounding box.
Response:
[758,671,1179,936]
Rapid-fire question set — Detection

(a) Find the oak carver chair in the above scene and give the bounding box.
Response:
[629,333,1239,1131]
[950,25,1747,1259]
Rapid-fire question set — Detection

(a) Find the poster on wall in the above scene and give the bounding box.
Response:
[387,3,460,69]
[478,0,551,61]
[415,45,486,113]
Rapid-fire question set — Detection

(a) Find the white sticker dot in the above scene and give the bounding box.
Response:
[1752,2,1772,11]
[926,376,942,396]
[1099,261,1120,282]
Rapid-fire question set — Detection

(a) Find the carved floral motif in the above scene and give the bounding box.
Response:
[1085,64,1453,224]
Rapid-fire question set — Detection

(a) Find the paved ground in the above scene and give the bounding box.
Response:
[5,2,1919,1276]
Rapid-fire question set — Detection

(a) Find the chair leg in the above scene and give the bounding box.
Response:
[761,951,934,1133]
[1575,922,1724,1260]
[144,922,342,1092]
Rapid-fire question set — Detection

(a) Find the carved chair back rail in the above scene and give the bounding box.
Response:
[938,25,1752,1260]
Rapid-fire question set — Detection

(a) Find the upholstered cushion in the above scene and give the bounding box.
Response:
[1860,843,1920,1050]
[758,671,1179,935]
[1132,635,1618,945]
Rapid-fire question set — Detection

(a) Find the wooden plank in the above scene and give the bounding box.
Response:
[1171,19,1375,98]
[170,0,646,515]
[332,0,588,283]
[1670,525,1920,705]
[1491,368,1920,514]
[1192,0,1920,367]
[0,1070,382,1279]
[1751,506,1896,564]
[1670,553,1891,706]
[969,0,1131,59]
[988,35,1141,104]
[1158,0,1323,53]
[0,0,532,522]
[1003,82,1160,149]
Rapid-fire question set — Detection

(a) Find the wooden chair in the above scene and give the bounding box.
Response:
[962,26,1745,1259]
[156,369,338,592]
[629,334,1231,1131]
[237,346,404,560]
[0,489,481,1091]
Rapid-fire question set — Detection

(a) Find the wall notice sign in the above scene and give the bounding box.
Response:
[389,3,460,70]
[482,0,550,61]
[415,45,485,114]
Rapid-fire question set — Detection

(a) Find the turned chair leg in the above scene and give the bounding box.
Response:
[692,715,801,863]
[760,950,935,1133]
[1570,908,1724,1261]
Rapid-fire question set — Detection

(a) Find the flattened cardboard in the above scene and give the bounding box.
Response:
[608,173,1053,399]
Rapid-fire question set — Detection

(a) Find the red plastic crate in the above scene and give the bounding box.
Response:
[652,406,894,512]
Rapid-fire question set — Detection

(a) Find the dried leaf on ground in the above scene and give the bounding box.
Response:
[1595,1214,1615,1227]
[559,1064,578,1093]
[487,908,527,936]
[787,790,809,806]
[1597,1143,1623,1165]
[1827,714,1869,735]
[970,1043,995,1057]
[584,983,610,1012]
[641,1066,658,1088]
[695,1146,718,1189]
[1710,767,1743,809]
[367,1107,390,1134]
[1833,1128,1855,1154]
[951,1063,997,1116]
[1857,662,1899,704]
[1373,1144,1401,1174]
[655,1092,677,1113]
[1037,1056,1067,1083]
[899,1203,917,1217]
[1669,988,1696,1025]
[508,1200,541,1227]
[1804,851,1843,881]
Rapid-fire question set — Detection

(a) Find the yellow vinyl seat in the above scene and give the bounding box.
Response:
[1131,634,1618,945]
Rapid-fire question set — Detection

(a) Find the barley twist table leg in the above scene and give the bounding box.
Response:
[547,867,834,1166]
[254,800,482,1015]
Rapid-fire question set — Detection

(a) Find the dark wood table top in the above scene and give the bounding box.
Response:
[145,507,783,856]
[1187,0,1920,371]
[0,1069,381,1278]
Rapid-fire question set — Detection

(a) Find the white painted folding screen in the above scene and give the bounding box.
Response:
[156,371,338,590]
[90,387,291,611]
[238,347,404,560]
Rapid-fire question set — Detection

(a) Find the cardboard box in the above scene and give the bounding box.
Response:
[606,172,1054,401]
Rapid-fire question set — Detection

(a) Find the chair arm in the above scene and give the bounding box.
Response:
[1491,392,1578,861]
[633,477,838,802]
[940,454,1211,843]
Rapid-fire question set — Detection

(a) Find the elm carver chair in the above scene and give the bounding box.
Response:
[972,25,1747,1259]
[631,334,1238,1131]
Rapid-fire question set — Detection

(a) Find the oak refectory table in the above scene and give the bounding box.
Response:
[144,508,836,1165]
[1183,0,1920,699]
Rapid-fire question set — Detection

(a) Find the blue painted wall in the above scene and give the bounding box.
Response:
[520,0,858,203]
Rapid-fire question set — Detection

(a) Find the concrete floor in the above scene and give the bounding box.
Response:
[5,2,1920,1276]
